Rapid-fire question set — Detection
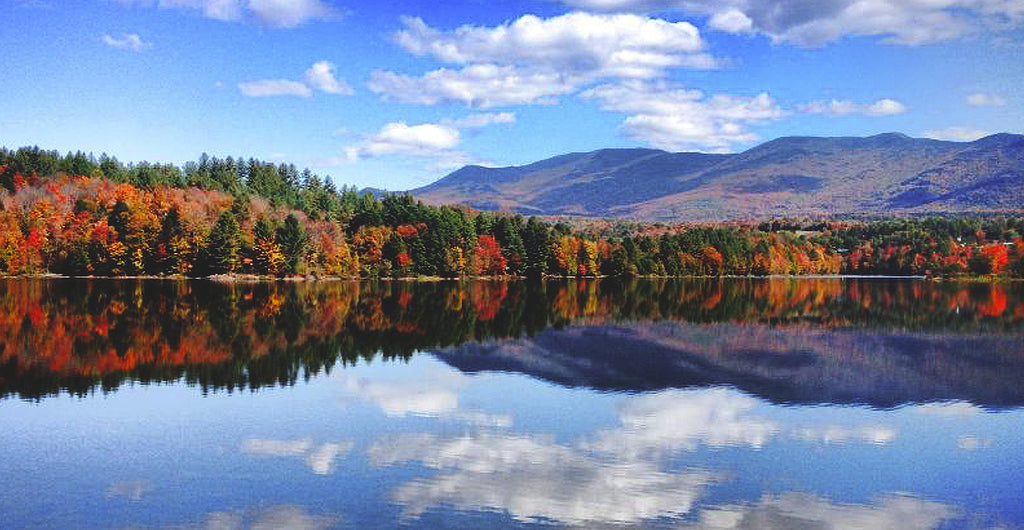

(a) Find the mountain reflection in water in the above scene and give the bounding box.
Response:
[2,277,1023,408]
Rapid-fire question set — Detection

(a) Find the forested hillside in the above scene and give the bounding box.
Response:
[411,133,1024,220]
[2,145,1023,279]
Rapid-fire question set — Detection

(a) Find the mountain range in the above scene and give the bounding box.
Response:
[409,132,1024,221]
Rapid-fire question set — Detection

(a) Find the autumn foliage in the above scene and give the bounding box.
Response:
[2,146,1024,279]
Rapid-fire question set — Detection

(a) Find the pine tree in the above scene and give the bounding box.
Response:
[277,214,309,274]
[206,211,241,274]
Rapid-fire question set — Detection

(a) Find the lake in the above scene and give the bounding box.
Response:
[2,278,1024,529]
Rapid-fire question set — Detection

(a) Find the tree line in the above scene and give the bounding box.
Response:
[2,145,1023,278]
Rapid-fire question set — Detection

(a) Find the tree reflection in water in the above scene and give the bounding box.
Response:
[1,277,1023,405]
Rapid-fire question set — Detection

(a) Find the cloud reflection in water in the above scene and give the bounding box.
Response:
[370,432,717,524]
[351,356,922,526]
[240,438,353,475]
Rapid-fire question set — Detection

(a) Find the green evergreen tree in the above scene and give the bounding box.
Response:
[277,214,309,274]
[206,211,241,274]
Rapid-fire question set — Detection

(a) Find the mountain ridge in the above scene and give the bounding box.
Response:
[409,132,1024,220]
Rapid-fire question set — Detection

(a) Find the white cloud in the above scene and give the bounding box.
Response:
[368,65,582,108]
[238,79,313,98]
[582,80,785,152]
[339,111,517,169]
[866,98,908,115]
[303,60,353,95]
[240,60,353,98]
[370,432,717,524]
[101,32,150,52]
[799,98,907,116]
[922,126,993,141]
[241,438,353,475]
[709,8,754,32]
[558,0,1024,46]
[248,0,333,28]
[345,122,460,161]
[441,112,517,129]
[115,0,333,27]
[371,12,719,108]
[966,92,1007,106]
[394,13,716,77]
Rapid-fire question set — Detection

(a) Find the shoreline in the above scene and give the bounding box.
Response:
[0,272,1017,283]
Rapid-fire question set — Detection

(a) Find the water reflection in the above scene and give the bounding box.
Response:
[2,277,1024,409]
[169,505,339,530]
[585,388,778,456]
[370,432,718,525]
[434,322,1024,407]
[343,359,969,528]
[681,493,955,530]
[240,438,353,475]
[339,368,513,427]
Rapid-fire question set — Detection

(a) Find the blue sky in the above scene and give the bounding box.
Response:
[2,0,1022,190]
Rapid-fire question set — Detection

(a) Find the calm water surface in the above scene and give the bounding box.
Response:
[2,278,1024,529]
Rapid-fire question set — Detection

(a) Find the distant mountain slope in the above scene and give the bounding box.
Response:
[409,133,1024,220]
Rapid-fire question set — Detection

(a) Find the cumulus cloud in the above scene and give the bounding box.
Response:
[101,32,150,52]
[115,0,334,27]
[558,0,1024,46]
[240,60,353,98]
[339,111,516,169]
[370,12,719,108]
[582,80,785,152]
[303,60,353,95]
[238,79,313,98]
[922,126,993,141]
[798,98,907,116]
[368,65,580,108]
[966,92,1006,106]
[709,8,754,32]
[344,122,460,161]
[394,13,716,77]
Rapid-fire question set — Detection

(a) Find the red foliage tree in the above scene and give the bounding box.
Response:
[474,235,506,275]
